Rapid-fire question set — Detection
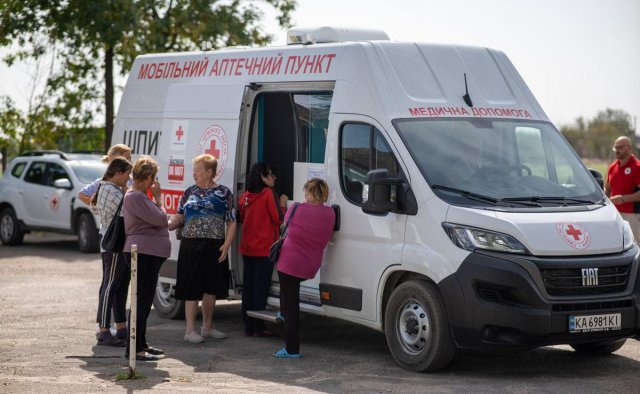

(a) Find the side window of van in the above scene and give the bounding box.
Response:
[515,127,548,178]
[340,123,400,204]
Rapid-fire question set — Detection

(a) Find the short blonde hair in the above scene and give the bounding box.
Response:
[131,155,158,181]
[304,178,329,203]
[102,144,132,163]
[193,154,218,177]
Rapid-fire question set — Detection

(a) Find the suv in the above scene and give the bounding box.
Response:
[0,151,106,252]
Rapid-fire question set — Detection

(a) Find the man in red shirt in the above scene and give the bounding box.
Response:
[604,136,640,243]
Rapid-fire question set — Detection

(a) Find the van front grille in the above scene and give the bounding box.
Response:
[540,265,630,296]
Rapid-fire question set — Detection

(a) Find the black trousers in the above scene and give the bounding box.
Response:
[96,251,130,328]
[278,270,303,354]
[242,255,274,333]
[124,252,165,354]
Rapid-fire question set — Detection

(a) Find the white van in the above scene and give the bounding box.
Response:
[113,27,639,371]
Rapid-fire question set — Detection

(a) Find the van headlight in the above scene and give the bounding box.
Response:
[442,223,529,254]
[622,220,635,251]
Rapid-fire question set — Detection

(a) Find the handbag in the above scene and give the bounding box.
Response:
[101,198,126,252]
[269,203,299,263]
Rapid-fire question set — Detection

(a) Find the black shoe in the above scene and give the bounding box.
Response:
[136,352,163,362]
[97,334,126,347]
[144,346,164,355]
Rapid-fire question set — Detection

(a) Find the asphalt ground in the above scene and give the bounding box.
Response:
[2,233,640,393]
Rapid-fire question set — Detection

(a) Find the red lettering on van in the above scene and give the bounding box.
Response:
[162,189,183,214]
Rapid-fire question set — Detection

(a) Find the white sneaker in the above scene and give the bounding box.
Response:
[184,331,204,343]
[201,328,226,339]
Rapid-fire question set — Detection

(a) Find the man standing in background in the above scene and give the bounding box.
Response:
[605,136,640,244]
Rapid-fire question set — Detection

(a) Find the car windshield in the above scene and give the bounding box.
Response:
[394,118,603,208]
[69,161,106,184]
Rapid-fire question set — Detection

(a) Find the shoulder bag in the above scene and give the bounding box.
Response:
[269,203,299,263]
[101,197,126,253]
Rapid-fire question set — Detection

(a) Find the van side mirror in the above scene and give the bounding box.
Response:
[588,168,604,189]
[362,169,417,215]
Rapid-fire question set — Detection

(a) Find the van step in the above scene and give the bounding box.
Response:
[246,310,282,323]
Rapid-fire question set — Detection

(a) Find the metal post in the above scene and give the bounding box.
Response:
[127,244,138,379]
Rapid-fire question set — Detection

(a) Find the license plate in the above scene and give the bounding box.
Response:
[569,313,621,333]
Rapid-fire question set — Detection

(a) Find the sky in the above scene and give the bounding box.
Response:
[0,0,638,129]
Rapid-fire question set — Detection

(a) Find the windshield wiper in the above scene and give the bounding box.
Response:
[431,184,498,205]
[501,196,597,206]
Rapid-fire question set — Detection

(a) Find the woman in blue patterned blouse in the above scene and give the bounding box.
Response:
[168,154,237,343]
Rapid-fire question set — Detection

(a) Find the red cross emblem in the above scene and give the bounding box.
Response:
[175,125,184,141]
[197,125,228,182]
[205,139,221,159]
[50,194,60,210]
[556,222,591,249]
[565,224,582,241]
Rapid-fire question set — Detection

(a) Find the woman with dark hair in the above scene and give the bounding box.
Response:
[93,157,132,346]
[238,162,288,337]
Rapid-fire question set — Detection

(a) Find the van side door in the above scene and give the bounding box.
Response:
[321,115,408,323]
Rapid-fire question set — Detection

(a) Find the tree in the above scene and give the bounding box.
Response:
[0,0,296,152]
[561,108,634,160]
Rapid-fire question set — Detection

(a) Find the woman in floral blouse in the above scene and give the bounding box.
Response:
[169,154,237,343]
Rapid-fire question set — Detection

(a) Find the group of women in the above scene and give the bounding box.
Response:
[86,146,335,361]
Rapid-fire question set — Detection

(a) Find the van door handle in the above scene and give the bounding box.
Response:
[331,204,340,231]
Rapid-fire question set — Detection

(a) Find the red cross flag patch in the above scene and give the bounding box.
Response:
[171,120,188,151]
[556,222,591,249]
[197,125,228,182]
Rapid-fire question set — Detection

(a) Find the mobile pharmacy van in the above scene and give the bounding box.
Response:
[113,27,640,371]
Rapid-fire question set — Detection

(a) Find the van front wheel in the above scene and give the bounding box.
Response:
[384,279,456,372]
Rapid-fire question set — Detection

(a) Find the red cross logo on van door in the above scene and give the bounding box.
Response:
[556,222,591,249]
[205,139,221,160]
[175,125,184,141]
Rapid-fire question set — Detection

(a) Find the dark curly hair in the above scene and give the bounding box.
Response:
[246,162,274,193]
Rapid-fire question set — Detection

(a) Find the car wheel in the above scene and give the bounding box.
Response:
[0,207,24,246]
[384,279,456,372]
[77,212,99,253]
[153,278,185,319]
[571,338,627,355]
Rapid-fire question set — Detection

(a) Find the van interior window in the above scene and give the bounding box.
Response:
[248,92,332,198]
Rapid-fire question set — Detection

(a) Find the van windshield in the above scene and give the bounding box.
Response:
[394,118,604,208]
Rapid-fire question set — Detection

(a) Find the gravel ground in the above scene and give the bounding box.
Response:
[2,232,640,393]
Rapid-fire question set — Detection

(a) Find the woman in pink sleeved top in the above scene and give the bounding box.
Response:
[273,178,335,358]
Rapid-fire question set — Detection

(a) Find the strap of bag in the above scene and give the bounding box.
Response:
[280,202,299,237]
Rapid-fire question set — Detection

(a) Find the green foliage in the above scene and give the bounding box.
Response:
[561,108,635,161]
[0,0,297,151]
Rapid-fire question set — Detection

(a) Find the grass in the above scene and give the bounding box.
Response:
[582,158,609,176]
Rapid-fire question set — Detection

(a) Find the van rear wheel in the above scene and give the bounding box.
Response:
[384,279,456,372]
[570,338,627,355]
[153,278,185,319]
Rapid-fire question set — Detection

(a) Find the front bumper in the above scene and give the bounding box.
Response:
[438,246,640,351]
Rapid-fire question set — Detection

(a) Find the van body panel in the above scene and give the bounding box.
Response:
[445,203,624,256]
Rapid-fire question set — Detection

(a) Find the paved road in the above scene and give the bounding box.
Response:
[1,233,640,393]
